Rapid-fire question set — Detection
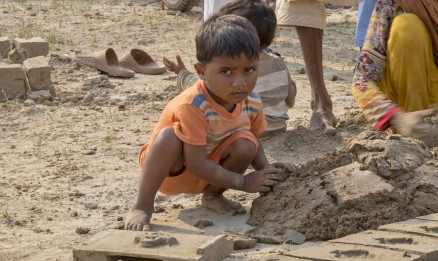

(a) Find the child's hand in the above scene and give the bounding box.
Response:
[268,162,298,174]
[243,167,281,193]
[163,55,186,74]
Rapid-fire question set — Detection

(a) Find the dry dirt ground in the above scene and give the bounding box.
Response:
[1,1,436,261]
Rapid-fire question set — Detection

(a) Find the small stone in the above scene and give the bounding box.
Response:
[83,149,96,155]
[33,227,44,233]
[297,68,306,74]
[153,206,165,213]
[84,202,98,209]
[75,227,90,234]
[141,236,178,248]
[23,99,36,106]
[114,222,125,230]
[233,237,257,250]
[172,204,182,209]
[193,220,213,229]
[118,104,126,111]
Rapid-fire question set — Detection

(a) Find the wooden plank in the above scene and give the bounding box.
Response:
[283,242,422,261]
[331,230,438,257]
[379,218,438,238]
[416,213,438,222]
[73,230,233,261]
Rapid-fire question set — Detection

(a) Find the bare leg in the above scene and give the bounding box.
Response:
[125,127,185,231]
[201,138,256,215]
[296,26,337,135]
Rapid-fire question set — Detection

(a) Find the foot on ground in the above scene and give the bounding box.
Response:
[308,109,338,136]
[125,208,152,231]
[201,193,246,215]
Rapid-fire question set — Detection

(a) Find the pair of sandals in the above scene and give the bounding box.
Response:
[74,48,166,78]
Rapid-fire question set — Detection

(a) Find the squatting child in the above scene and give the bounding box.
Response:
[163,0,297,137]
[125,14,295,231]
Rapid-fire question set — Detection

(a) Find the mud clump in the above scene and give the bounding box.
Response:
[247,131,438,241]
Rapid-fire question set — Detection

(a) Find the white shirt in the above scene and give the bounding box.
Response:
[203,0,233,21]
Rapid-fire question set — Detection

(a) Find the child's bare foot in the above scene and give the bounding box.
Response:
[125,208,153,231]
[201,193,246,215]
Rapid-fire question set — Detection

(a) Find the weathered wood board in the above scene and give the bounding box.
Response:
[73,230,233,261]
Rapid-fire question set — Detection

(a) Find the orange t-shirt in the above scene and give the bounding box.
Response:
[139,80,266,164]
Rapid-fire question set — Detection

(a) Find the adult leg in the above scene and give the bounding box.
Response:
[296,26,337,135]
[202,138,257,215]
[125,126,185,231]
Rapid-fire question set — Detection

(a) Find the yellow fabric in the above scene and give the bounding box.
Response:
[380,14,438,112]
[395,0,438,52]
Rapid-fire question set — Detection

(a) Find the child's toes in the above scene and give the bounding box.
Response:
[230,201,246,215]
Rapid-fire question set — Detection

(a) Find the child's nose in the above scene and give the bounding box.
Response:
[232,75,246,87]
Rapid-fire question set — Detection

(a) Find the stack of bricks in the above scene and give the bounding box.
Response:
[0,36,54,100]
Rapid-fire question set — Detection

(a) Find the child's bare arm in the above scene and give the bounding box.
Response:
[251,143,269,171]
[184,143,280,193]
[252,142,298,173]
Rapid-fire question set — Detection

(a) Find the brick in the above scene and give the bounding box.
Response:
[379,218,438,238]
[327,162,394,204]
[284,242,422,261]
[23,56,55,95]
[0,36,10,58]
[331,230,438,258]
[13,37,49,58]
[0,64,26,99]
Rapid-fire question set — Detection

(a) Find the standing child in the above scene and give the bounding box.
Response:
[164,0,297,137]
[125,14,296,231]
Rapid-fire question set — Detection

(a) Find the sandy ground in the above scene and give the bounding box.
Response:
[2,1,436,260]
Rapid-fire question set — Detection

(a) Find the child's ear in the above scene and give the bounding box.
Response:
[194,62,206,81]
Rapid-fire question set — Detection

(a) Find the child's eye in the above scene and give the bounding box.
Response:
[220,69,231,75]
[245,68,256,73]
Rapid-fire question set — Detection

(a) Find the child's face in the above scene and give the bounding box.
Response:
[195,53,258,111]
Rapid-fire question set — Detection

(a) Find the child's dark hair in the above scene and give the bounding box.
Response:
[217,0,276,49]
[195,14,260,65]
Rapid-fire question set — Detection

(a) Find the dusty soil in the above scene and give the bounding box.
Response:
[1,1,437,260]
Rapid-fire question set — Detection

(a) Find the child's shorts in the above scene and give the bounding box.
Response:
[139,130,259,195]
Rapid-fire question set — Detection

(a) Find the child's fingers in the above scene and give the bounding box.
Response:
[268,173,282,181]
[270,162,298,173]
[162,57,172,68]
[264,179,278,186]
[176,55,184,66]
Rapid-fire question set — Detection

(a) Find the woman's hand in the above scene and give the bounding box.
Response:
[390,106,438,147]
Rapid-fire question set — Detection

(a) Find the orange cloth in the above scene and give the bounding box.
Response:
[139,80,266,194]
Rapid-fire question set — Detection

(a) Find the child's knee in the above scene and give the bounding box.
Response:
[228,138,257,159]
[154,126,182,149]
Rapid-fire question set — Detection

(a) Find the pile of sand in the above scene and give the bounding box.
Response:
[247,130,438,241]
